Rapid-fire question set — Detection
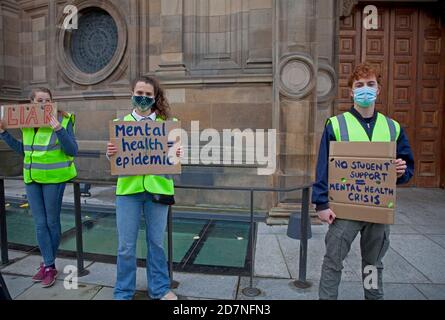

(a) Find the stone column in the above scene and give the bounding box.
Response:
[0,0,21,100]
[314,0,337,172]
[156,0,187,77]
[0,3,3,87]
[47,0,57,89]
[273,0,318,203]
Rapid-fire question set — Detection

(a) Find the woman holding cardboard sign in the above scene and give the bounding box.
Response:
[106,76,181,300]
[0,87,78,288]
[312,63,414,300]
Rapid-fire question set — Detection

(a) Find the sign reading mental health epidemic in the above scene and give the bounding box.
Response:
[109,120,182,176]
[328,142,397,224]
[0,103,58,129]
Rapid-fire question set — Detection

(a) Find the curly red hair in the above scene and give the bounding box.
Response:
[348,62,381,88]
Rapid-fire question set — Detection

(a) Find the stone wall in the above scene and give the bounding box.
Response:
[0,0,339,212]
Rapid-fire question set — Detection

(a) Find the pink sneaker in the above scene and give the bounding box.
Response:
[41,267,58,288]
[32,263,46,282]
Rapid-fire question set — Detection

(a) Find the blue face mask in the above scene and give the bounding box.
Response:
[353,86,377,108]
[132,95,155,112]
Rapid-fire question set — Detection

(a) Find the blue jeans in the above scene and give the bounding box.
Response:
[113,192,171,300]
[26,182,66,267]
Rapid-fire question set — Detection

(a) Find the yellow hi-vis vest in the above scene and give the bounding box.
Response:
[328,111,400,142]
[22,113,77,184]
[115,113,175,196]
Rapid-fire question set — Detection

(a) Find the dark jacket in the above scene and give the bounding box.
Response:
[311,106,414,211]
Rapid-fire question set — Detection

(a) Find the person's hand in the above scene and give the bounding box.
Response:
[176,146,183,158]
[49,115,62,131]
[318,208,336,224]
[107,142,118,158]
[395,158,407,178]
[0,120,5,134]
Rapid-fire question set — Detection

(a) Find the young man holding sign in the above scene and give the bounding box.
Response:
[106,76,181,300]
[0,88,78,288]
[312,62,414,300]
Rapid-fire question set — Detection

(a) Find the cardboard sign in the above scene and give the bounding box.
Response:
[328,142,397,224]
[109,120,182,176]
[0,103,57,129]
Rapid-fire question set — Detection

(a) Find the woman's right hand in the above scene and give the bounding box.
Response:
[106,142,118,158]
[317,208,336,225]
[0,120,5,134]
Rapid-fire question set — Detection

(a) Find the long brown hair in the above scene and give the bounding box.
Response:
[30,87,69,117]
[131,76,171,120]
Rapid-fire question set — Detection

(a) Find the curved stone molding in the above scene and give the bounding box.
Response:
[56,0,127,85]
[317,63,337,103]
[278,54,315,100]
[339,0,359,18]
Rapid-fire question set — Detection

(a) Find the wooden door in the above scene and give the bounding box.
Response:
[337,3,445,187]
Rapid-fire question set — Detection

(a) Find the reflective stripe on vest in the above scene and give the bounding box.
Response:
[23,131,60,152]
[22,113,77,184]
[115,113,176,196]
[24,161,73,170]
[328,112,400,142]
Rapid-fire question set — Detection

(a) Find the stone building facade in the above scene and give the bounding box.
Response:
[0,0,444,220]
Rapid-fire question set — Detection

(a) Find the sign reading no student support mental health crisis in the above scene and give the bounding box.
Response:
[328,142,397,224]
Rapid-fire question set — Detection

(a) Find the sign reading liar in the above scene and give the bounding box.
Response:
[1,103,57,129]
[109,121,181,176]
[328,142,397,224]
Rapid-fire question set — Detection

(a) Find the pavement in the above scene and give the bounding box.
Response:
[1,182,445,300]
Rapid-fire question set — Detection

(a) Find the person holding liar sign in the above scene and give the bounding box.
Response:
[311,62,414,300]
[106,76,181,300]
[0,87,78,288]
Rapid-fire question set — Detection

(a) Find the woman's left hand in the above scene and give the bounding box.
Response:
[176,146,183,158]
[49,115,62,131]
[395,158,407,178]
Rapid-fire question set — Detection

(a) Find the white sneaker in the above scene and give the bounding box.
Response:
[160,291,178,300]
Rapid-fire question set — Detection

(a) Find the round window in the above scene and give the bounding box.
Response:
[70,8,118,74]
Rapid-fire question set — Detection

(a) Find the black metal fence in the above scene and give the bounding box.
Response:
[0,176,312,297]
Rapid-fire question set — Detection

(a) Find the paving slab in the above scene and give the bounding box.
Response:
[2,254,92,277]
[412,224,445,235]
[2,274,36,299]
[389,225,419,234]
[80,261,147,291]
[338,282,426,300]
[7,249,29,260]
[15,279,102,300]
[427,235,445,250]
[278,233,361,282]
[91,286,114,300]
[390,234,445,283]
[254,234,290,278]
[173,272,239,300]
[257,223,288,235]
[414,284,445,300]
[1,250,30,269]
[238,277,319,300]
[345,244,430,284]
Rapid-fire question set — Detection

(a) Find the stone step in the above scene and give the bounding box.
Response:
[173,204,269,217]
[268,202,316,218]
[266,216,323,226]
[266,217,289,225]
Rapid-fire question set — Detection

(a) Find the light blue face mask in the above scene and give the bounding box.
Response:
[353,86,378,108]
[132,95,155,112]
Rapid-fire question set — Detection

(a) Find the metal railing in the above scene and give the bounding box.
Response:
[0,176,312,297]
